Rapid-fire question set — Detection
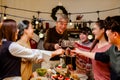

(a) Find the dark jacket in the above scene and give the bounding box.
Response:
[0,41,21,79]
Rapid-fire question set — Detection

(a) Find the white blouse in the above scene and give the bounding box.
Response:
[5,42,52,80]
[9,42,43,61]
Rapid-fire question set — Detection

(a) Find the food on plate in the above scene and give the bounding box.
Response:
[58,75,64,80]
[51,74,58,79]
[64,77,71,80]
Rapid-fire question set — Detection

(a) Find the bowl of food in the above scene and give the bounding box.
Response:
[36,68,47,76]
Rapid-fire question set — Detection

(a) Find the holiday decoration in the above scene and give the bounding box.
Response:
[51,6,68,21]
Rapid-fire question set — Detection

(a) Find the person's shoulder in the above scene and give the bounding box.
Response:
[110,45,116,49]
[105,45,114,53]
[1,41,13,49]
[3,41,12,45]
[49,27,55,30]
[47,27,55,32]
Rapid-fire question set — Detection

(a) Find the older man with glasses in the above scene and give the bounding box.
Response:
[43,14,69,51]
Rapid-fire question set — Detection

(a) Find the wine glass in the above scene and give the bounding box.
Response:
[59,39,75,50]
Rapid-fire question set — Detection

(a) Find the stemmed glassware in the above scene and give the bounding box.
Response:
[59,39,75,50]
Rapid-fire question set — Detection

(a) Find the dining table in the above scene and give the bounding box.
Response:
[33,50,88,80]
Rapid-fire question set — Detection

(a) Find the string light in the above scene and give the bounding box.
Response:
[69,20,73,26]
[97,11,100,20]
[88,34,93,40]
[39,33,44,38]
[35,20,39,24]
[0,5,119,23]
[68,13,73,26]
[3,5,7,20]
[0,5,119,15]
[3,13,7,19]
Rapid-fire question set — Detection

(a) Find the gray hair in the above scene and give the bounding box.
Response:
[17,20,30,40]
[57,14,69,22]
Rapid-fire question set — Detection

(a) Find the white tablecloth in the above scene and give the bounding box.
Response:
[39,50,88,80]
[40,50,60,69]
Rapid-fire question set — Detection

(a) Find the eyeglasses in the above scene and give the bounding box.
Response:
[57,21,68,26]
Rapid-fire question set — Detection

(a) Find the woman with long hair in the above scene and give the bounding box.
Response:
[72,20,111,80]
[89,20,111,80]
[0,19,64,80]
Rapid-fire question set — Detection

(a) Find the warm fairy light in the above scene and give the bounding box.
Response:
[69,20,73,26]
[3,16,7,20]
[88,34,93,40]
[35,20,39,24]
[69,22,73,26]
[3,14,7,20]
[39,33,44,38]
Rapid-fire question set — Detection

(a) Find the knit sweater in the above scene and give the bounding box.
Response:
[74,41,92,74]
[43,27,68,51]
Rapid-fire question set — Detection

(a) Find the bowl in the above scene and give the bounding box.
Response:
[36,68,47,76]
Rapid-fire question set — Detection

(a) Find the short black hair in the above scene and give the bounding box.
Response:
[79,27,92,35]
[104,16,120,33]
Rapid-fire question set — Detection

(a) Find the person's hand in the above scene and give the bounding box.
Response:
[65,47,71,56]
[51,49,65,57]
[36,58,44,64]
[54,43,61,50]
[65,48,76,56]
[71,48,82,54]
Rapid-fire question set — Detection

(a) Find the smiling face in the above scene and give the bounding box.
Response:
[24,23,34,39]
[92,23,105,40]
[79,33,88,43]
[18,20,34,40]
[56,18,68,34]
[106,29,120,44]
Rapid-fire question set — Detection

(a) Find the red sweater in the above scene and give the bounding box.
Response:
[74,42,92,74]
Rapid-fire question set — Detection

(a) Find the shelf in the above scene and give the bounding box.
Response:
[67,28,80,34]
